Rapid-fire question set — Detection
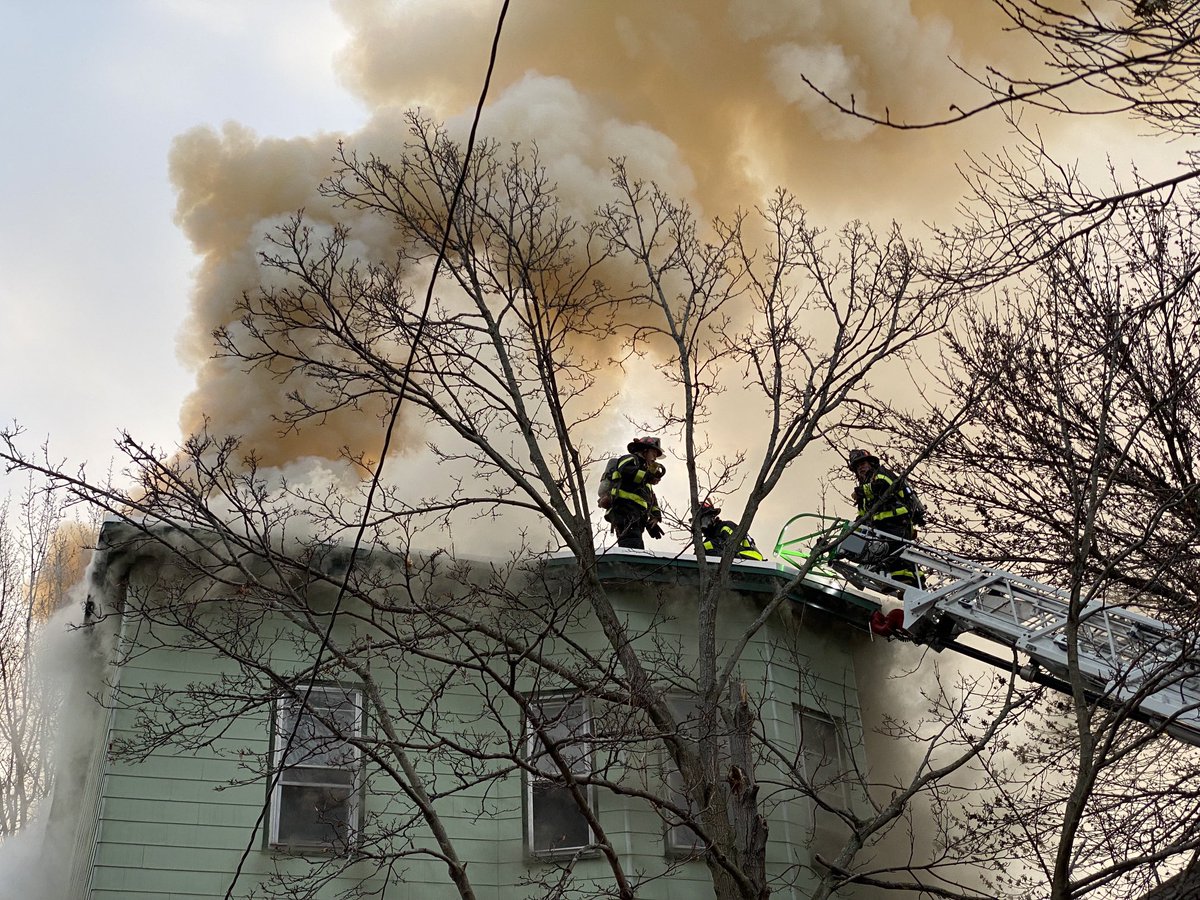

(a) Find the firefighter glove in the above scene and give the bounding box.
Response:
[646,522,664,540]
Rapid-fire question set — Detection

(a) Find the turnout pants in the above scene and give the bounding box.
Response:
[608,503,648,549]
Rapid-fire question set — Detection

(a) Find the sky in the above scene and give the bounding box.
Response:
[0,0,365,492]
[0,0,1192,551]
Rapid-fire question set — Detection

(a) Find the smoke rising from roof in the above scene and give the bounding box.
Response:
[0,584,105,899]
[167,0,1019,511]
[333,0,1020,217]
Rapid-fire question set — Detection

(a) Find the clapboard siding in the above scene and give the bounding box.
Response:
[81,549,870,899]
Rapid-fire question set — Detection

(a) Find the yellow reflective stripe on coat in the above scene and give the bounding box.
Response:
[613,489,649,508]
[703,540,764,561]
[859,472,910,519]
[612,455,649,485]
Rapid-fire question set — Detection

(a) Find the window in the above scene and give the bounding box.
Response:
[526,696,594,855]
[269,685,363,851]
[797,708,852,858]
[664,696,707,855]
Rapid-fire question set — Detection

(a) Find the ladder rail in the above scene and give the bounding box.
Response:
[904,533,1200,744]
[777,519,1200,747]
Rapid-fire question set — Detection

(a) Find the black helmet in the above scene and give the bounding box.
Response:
[692,498,721,526]
[628,436,664,455]
[847,448,879,471]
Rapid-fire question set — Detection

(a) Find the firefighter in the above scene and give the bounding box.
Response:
[848,448,925,590]
[695,500,765,560]
[604,436,666,549]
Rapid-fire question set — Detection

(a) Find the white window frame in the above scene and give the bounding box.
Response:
[525,695,596,857]
[664,695,707,856]
[796,707,852,855]
[268,684,364,852]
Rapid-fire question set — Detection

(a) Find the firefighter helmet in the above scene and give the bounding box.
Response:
[847,448,879,472]
[628,436,664,455]
[692,498,721,527]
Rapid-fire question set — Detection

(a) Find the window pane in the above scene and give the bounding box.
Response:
[666,766,703,853]
[280,690,359,768]
[527,697,593,854]
[665,696,705,853]
[798,709,852,860]
[532,781,591,852]
[530,699,590,775]
[276,783,354,847]
[799,711,845,797]
[280,766,354,789]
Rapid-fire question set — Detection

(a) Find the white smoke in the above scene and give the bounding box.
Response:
[0,577,111,900]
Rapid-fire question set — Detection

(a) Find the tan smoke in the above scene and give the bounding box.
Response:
[335,0,1023,219]
[168,0,1043,495]
[30,521,94,622]
[170,122,407,466]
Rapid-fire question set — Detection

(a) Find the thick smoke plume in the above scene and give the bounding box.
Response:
[170,0,1024,477]
[0,580,104,900]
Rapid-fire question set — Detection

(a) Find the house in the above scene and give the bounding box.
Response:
[1139,867,1200,900]
[47,517,885,899]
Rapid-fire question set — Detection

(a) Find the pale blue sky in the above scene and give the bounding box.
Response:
[0,0,365,487]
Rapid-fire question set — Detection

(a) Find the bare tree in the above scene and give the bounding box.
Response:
[799,1,1200,135]
[1,113,1009,899]
[875,180,1200,899]
[0,474,92,837]
[792,2,1200,292]
[791,2,1200,883]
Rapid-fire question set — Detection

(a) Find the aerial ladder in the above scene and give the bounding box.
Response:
[775,516,1200,748]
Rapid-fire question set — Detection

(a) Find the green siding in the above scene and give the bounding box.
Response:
[83,551,872,899]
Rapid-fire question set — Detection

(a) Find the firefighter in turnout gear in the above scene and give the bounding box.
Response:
[849,448,925,590]
[695,500,765,560]
[604,437,666,549]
